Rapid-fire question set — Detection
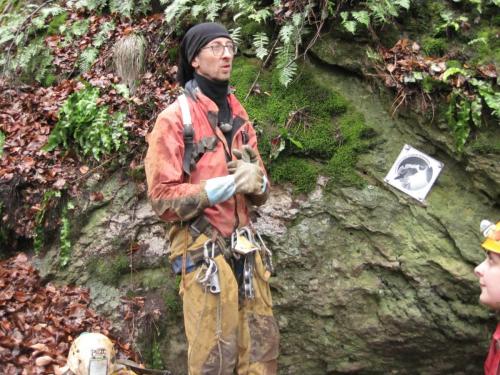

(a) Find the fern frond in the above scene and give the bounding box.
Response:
[275,44,297,87]
[191,4,205,18]
[204,0,221,21]
[352,10,370,27]
[110,0,134,18]
[252,32,269,60]
[93,21,115,48]
[135,0,153,15]
[40,5,65,18]
[74,0,104,12]
[165,0,191,24]
[34,49,54,83]
[71,19,90,37]
[31,16,47,30]
[384,0,399,17]
[0,15,23,46]
[395,0,411,10]
[78,47,99,72]
[340,12,357,34]
[279,24,294,45]
[229,27,242,46]
[14,39,44,70]
[248,8,271,23]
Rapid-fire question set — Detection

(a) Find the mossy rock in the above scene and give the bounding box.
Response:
[270,157,319,194]
[309,33,369,75]
[87,253,130,286]
[231,57,369,193]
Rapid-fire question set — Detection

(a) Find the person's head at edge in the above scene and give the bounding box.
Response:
[177,22,235,87]
[474,221,500,310]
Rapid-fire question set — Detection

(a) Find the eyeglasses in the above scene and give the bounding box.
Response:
[201,43,238,57]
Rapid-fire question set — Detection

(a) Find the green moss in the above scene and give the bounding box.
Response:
[88,253,130,286]
[163,289,182,316]
[470,132,500,154]
[270,157,319,193]
[324,111,367,188]
[421,37,447,56]
[231,57,368,191]
[139,269,170,290]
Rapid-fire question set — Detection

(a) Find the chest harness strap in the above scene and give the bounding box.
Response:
[178,94,219,175]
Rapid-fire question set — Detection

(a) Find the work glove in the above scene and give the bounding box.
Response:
[204,175,236,206]
[232,162,264,195]
[232,145,258,164]
[228,146,267,195]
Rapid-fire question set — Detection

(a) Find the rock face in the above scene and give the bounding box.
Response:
[36,55,500,374]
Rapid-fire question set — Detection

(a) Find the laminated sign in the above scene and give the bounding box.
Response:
[384,144,443,202]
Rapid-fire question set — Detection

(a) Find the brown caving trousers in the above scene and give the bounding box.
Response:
[172,229,279,375]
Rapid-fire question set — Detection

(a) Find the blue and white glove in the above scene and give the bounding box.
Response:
[204,175,236,206]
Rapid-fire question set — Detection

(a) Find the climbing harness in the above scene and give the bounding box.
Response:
[178,94,219,175]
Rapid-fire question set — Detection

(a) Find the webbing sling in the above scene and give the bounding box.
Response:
[178,94,194,176]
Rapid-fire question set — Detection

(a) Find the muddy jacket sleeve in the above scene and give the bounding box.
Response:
[145,105,210,222]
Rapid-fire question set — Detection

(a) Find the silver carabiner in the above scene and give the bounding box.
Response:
[203,239,216,263]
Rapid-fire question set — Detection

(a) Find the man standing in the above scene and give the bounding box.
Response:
[145,23,279,375]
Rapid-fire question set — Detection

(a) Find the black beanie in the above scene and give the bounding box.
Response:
[176,23,232,87]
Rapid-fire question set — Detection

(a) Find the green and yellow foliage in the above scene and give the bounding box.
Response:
[44,85,128,161]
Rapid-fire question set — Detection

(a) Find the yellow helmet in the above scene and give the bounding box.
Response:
[480,220,500,254]
[65,332,116,375]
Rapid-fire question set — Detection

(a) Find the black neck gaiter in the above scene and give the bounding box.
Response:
[194,72,233,148]
[194,72,231,125]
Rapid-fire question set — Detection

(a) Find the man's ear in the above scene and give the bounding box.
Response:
[191,56,199,69]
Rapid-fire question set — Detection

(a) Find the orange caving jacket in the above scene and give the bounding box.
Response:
[145,81,269,242]
[484,323,500,375]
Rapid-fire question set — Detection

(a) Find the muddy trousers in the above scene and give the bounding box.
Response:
[180,251,279,375]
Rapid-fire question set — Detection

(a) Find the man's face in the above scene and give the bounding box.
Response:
[475,251,500,309]
[191,37,234,82]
